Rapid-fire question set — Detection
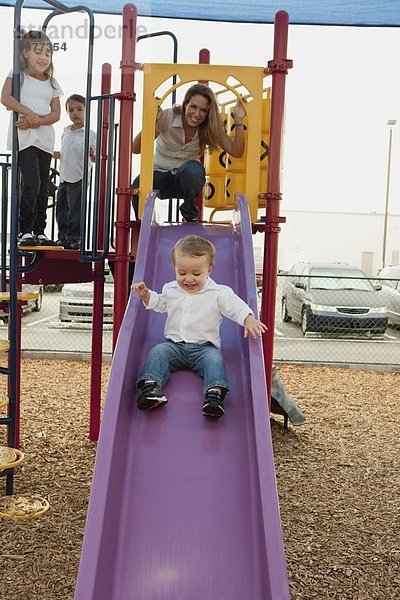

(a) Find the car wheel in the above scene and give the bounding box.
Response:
[32,288,43,312]
[301,309,309,335]
[281,297,291,322]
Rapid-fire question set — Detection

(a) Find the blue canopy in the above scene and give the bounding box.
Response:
[1,0,399,26]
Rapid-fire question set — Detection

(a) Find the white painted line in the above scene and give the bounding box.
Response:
[26,313,58,327]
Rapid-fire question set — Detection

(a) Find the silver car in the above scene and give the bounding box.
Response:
[376,265,400,327]
[59,271,114,323]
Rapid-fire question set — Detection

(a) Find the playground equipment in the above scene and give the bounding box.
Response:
[75,192,290,600]
[2,0,293,592]
[0,0,100,513]
[74,3,292,598]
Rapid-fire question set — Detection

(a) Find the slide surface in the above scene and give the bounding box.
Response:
[75,195,290,599]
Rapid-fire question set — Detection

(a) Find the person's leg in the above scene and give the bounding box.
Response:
[18,146,40,238]
[175,160,206,221]
[136,341,188,410]
[131,171,176,219]
[55,181,68,243]
[188,343,229,417]
[65,180,82,246]
[33,148,52,239]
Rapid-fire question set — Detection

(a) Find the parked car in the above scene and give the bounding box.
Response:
[0,284,43,323]
[281,262,388,335]
[376,264,400,327]
[59,271,114,323]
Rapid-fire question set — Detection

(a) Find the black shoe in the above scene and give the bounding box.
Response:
[65,240,80,250]
[182,217,199,223]
[203,390,224,417]
[35,233,57,246]
[17,232,36,246]
[137,381,168,411]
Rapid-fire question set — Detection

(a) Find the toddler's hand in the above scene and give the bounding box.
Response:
[244,314,268,339]
[131,281,149,301]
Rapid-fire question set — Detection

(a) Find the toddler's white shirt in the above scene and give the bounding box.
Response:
[145,277,253,349]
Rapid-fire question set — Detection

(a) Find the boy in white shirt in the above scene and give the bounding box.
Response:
[132,235,267,417]
[54,94,96,249]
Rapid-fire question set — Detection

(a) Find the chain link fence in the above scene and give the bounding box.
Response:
[4,268,398,369]
[273,270,400,368]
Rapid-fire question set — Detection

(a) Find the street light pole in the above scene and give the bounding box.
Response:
[382,119,396,268]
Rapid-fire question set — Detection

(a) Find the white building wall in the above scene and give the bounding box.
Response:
[276,210,400,276]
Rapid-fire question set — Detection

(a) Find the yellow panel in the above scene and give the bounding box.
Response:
[140,63,265,222]
[203,175,227,208]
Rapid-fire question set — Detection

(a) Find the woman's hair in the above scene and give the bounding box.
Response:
[19,30,55,84]
[173,83,223,154]
[172,235,216,268]
[66,94,86,109]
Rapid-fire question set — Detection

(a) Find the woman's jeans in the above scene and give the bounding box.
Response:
[137,340,229,397]
[132,160,206,221]
[18,146,51,235]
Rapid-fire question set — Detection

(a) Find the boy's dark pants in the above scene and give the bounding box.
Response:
[56,180,82,243]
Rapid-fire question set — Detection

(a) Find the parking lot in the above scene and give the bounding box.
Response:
[3,287,398,368]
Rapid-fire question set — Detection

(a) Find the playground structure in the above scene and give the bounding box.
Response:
[1,0,292,596]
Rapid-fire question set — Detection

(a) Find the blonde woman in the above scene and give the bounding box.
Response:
[132,83,246,222]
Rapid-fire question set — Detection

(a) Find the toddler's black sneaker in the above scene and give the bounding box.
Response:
[203,389,224,418]
[137,381,168,411]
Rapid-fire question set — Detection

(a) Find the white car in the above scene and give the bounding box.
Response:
[0,284,43,323]
[376,265,400,327]
[59,271,114,323]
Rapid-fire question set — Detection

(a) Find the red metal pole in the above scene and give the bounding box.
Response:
[89,63,111,441]
[260,11,292,399]
[113,3,137,349]
[197,48,210,222]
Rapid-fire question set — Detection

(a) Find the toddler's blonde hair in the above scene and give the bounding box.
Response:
[172,235,215,268]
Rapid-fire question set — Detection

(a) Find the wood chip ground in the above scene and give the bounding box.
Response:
[0,360,399,599]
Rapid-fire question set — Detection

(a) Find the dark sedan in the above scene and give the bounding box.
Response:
[281,263,388,335]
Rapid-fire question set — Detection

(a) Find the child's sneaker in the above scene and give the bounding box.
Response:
[137,381,168,411]
[203,389,224,418]
[17,232,35,246]
[35,233,57,246]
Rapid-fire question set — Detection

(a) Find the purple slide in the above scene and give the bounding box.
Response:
[75,194,290,600]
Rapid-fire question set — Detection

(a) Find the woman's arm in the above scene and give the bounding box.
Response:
[218,99,247,158]
[132,106,163,155]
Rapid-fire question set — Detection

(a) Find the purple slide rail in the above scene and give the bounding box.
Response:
[75,193,290,599]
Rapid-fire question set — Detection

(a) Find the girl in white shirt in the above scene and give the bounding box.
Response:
[1,30,63,246]
[132,235,267,417]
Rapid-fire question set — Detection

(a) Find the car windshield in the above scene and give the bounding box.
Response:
[309,268,373,291]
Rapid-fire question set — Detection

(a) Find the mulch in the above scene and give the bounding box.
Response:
[0,360,399,599]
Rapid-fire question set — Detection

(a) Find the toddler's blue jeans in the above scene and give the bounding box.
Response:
[137,340,229,397]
